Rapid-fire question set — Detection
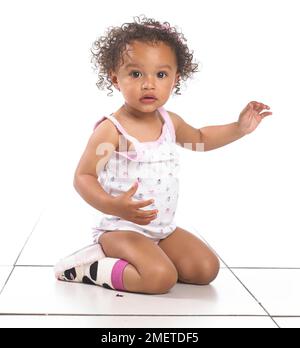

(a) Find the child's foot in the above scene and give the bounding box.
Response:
[55,247,128,291]
[54,244,105,282]
[59,261,103,286]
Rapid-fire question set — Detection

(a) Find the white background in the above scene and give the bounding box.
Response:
[0,0,299,267]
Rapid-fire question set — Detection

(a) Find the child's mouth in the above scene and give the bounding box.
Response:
[140,97,157,104]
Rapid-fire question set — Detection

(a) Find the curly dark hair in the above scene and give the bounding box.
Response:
[91,15,199,96]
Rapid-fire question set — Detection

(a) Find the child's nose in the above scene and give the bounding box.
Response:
[142,76,155,89]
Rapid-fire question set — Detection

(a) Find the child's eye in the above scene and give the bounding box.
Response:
[130,71,142,78]
[129,71,168,79]
[157,71,168,79]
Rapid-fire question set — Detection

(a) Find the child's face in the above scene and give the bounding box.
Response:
[110,41,180,113]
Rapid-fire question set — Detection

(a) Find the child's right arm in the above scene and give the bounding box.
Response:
[73,119,118,215]
[73,120,158,225]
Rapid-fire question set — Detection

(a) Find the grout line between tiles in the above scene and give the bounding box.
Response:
[12,209,46,267]
[272,316,300,319]
[0,268,15,298]
[15,265,54,268]
[221,267,280,328]
[271,317,281,328]
[0,208,45,297]
[191,225,280,328]
[12,265,300,270]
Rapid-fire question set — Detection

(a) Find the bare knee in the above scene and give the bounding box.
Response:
[198,256,220,285]
[179,254,220,286]
[142,264,178,294]
[99,231,178,294]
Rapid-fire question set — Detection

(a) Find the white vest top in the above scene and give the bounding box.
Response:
[92,106,180,240]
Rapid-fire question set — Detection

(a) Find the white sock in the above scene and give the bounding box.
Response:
[54,244,105,280]
[60,257,128,290]
[56,250,128,291]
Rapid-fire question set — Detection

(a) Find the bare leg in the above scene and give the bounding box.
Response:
[122,264,142,291]
[99,231,178,295]
[159,227,220,285]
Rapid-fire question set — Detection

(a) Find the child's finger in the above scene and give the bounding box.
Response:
[250,101,263,112]
[134,199,155,208]
[260,112,273,118]
[253,101,271,112]
[126,181,139,197]
[260,103,271,111]
[136,209,158,218]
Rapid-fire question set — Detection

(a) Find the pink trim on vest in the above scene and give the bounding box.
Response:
[94,114,140,161]
[94,115,138,144]
[111,259,128,291]
[106,115,139,144]
[93,107,176,160]
[158,107,176,142]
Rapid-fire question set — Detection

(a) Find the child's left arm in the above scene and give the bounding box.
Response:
[170,101,272,151]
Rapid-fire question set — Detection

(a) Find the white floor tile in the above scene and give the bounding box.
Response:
[274,317,300,329]
[233,269,300,316]
[0,200,42,265]
[197,229,300,268]
[17,190,102,266]
[0,267,265,316]
[0,267,12,291]
[0,315,277,328]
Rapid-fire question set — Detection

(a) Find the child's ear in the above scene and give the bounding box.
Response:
[109,71,120,91]
[173,73,181,88]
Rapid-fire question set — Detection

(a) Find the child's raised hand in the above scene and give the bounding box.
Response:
[111,182,158,225]
[238,101,273,135]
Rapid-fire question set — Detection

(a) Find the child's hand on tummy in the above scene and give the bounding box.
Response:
[110,181,158,225]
